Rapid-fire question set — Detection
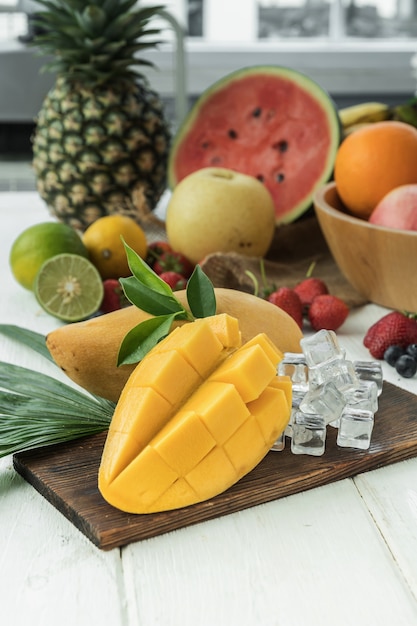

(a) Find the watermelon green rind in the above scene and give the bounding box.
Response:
[168,65,342,224]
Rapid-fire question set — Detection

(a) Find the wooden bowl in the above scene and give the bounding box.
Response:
[313,182,417,312]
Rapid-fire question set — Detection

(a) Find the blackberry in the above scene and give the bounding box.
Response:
[383,344,405,366]
[395,354,417,378]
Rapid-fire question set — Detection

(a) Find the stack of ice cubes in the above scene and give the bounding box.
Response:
[272,329,383,456]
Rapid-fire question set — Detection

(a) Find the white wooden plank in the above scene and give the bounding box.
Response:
[0,455,126,626]
[122,479,417,626]
[355,458,417,601]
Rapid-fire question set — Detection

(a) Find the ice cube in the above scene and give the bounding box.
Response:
[353,360,383,396]
[284,390,305,438]
[278,352,309,393]
[291,411,326,456]
[300,329,345,367]
[308,358,358,391]
[344,379,379,413]
[300,381,346,425]
[270,431,286,452]
[336,407,374,450]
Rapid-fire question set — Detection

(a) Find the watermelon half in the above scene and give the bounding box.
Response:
[168,66,341,224]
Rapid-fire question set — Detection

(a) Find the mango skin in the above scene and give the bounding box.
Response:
[46,287,303,403]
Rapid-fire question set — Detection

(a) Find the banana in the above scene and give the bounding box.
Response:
[338,102,391,130]
[342,122,374,137]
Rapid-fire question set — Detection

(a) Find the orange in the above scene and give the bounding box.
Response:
[334,121,417,219]
[82,215,147,279]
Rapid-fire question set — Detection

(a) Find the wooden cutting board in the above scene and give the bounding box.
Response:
[13,381,417,551]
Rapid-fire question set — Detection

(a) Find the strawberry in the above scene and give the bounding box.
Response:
[159,271,188,291]
[363,311,417,359]
[146,241,173,269]
[100,279,129,313]
[268,287,303,329]
[294,277,329,313]
[153,251,194,278]
[308,294,349,331]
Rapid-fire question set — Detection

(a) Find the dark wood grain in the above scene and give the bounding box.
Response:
[13,382,417,551]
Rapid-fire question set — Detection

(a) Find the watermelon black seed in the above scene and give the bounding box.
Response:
[273,140,288,153]
[276,173,285,183]
[228,129,238,139]
[201,141,210,149]
[252,107,262,117]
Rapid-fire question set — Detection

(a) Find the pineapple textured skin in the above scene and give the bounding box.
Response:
[32,77,170,230]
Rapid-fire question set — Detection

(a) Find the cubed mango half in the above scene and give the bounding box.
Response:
[98,314,291,514]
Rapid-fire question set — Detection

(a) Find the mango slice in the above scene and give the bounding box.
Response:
[98,313,291,514]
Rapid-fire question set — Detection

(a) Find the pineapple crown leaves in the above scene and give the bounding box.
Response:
[31,0,166,85]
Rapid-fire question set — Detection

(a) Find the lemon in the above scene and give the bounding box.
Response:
[34,254,104,323]
[10,221,89,291]
[82,215,148,280]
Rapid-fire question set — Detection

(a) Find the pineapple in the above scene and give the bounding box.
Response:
[31,0,171,231]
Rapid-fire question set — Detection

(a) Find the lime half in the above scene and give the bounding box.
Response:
[34,253,104,322]
[10,221,89,291]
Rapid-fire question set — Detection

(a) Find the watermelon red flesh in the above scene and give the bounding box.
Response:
[168,66,341,224]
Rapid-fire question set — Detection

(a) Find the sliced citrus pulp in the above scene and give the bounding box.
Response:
[34,253,104,322]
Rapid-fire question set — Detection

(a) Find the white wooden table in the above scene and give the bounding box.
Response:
[1,192,417,626]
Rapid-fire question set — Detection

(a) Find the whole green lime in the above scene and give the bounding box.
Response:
[9,221,89,290]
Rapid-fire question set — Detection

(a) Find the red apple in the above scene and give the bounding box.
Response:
[369,184,417,231]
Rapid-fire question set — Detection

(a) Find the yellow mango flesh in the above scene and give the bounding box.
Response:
[98,313,291,514]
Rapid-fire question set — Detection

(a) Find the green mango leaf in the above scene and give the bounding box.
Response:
[120,276,188,317]
[117,314,177,366]
[123,240,175,297]
[186,266,217,318]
